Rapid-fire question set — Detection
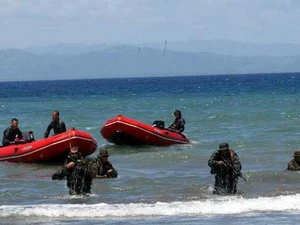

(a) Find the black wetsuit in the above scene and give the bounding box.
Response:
[168,117,185,133]
[2,127,23,146]
[44,119,66,138]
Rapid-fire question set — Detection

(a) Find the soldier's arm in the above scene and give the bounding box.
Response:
[208,151,219,167]
[110,169,118,178]
[107,164,118,178]
[63,157,76,171]
[287,161,300,171]
[167,120,176,129]
[52,168,67,180]
[44,123,52,138]
[2,128,11,145]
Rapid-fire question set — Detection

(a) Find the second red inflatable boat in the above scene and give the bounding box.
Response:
[100,115,190,146]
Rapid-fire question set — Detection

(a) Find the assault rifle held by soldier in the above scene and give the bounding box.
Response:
[222,157,247,181]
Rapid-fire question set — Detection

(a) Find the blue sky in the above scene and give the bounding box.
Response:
[1,0,300,48]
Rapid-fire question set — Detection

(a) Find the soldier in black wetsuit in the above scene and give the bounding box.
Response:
[2,118,24,146]
[44,110,66,138]
[167,110,185,133]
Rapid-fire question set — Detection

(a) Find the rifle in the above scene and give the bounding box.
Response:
[51,156,87,180]
[69,161,89,195]
[222,157,247,181]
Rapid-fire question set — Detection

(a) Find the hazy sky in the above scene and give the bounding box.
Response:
[1,0,300,48]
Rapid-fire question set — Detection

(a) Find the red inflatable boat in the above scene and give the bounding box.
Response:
[0,128,97,163]
[100,115,190,145]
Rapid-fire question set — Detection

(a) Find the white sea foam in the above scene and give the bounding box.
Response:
[1,194,300,218]
[190,140,200,145]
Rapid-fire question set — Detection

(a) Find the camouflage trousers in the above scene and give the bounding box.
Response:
[67,164,93,195]
[213,173,238,194]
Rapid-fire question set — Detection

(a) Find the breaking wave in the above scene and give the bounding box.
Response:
[1,194,300,218]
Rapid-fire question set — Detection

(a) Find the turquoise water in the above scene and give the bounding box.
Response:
[1,73,300,224]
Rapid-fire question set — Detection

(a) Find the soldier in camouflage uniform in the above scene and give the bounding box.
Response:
[89,149,118,179]
[52,146,93,195]
[208,143,242,194]
[287,151,300,171]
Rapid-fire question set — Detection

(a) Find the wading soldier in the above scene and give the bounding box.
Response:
[208,143,243,194]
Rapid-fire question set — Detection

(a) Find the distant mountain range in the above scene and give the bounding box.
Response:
[1,40,300,81]
[25,40,300,56]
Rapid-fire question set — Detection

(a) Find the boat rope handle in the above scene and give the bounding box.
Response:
[69,128,71,149]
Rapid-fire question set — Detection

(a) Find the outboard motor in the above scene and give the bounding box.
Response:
[22,131,35,142]
[152,120,165,129]
[29,131,35,141]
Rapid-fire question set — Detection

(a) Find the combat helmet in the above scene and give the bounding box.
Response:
[219,143,229,151]
[294,151,300,157]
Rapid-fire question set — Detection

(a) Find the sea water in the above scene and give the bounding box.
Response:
[0,73,300,224]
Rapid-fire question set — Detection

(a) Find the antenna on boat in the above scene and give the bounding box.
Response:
[163,40,167,56]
